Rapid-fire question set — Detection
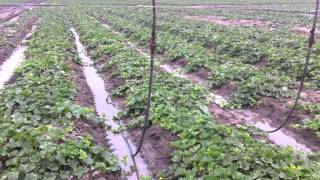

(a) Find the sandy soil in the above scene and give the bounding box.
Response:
[185,15,272,30]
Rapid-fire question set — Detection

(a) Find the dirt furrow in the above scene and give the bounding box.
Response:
[0,16,38,66]
[0,0,44,23]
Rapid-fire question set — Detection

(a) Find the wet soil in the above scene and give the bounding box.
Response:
[0,0,44,23]
[291,26,320,35]
[94,56,177,177]
[69,61,95,107]
[128,124,178,177]
[67,58,122,179]
[187,67,211,84]
[209,103,240,125]
[212,81,238,100]
[170,58,188,68]
[255,56,269,67]
[185,15,272,30]
[248,97,320,151]
[0,16,37,66]
[301,89,320,104]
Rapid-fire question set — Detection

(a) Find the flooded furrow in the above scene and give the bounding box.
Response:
[160,62,313,152]
[99,23,315,153]
[71,28,150,180]
[0,24,36,88]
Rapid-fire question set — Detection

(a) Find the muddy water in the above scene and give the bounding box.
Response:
[0,24,36,88]
[71,28,150,180]
[232,110,312,152]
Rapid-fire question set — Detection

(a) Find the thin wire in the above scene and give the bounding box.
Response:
[267,0,319,133]
[132,0,156,157]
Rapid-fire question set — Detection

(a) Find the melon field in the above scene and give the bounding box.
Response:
[1,0,320,179]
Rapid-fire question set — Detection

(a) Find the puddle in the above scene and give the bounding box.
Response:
[256,122,311,152]
[71,28,150,180]
[0,46,26,88]
[233,109,312,153]
[0,24,36,88]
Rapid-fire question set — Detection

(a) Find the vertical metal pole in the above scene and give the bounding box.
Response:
[133,0,156,157]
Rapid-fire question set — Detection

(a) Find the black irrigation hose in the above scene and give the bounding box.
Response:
[267,0,319,133]
[132,0,157,157]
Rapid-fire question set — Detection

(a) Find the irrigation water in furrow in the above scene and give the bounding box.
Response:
[0,24,36,88]
[165,63,313,152]
[160,62,312,152]
[100,23,313,153]
[71,28,150,180]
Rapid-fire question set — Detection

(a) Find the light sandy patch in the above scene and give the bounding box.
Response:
[184,15,272,30]
[291,26,320,35]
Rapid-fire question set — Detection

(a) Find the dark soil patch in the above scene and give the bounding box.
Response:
[249,97,320,152]
[80,170,120,180]
[170,58,188,68]
[128,124,178,177]
[186,67,211,84]
[255,55,269,67]
[291,26,320,35]
[301,89,320,104]
[209,103,241,125]
[0,16,38,66]
[212,81,238,99]
[69,61,95,107]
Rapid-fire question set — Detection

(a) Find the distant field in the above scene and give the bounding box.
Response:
[46,0,314,5]
[0,0,30,4]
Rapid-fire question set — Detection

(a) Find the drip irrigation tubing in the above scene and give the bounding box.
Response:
[265,0,319,133]
[132,0,156,157]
